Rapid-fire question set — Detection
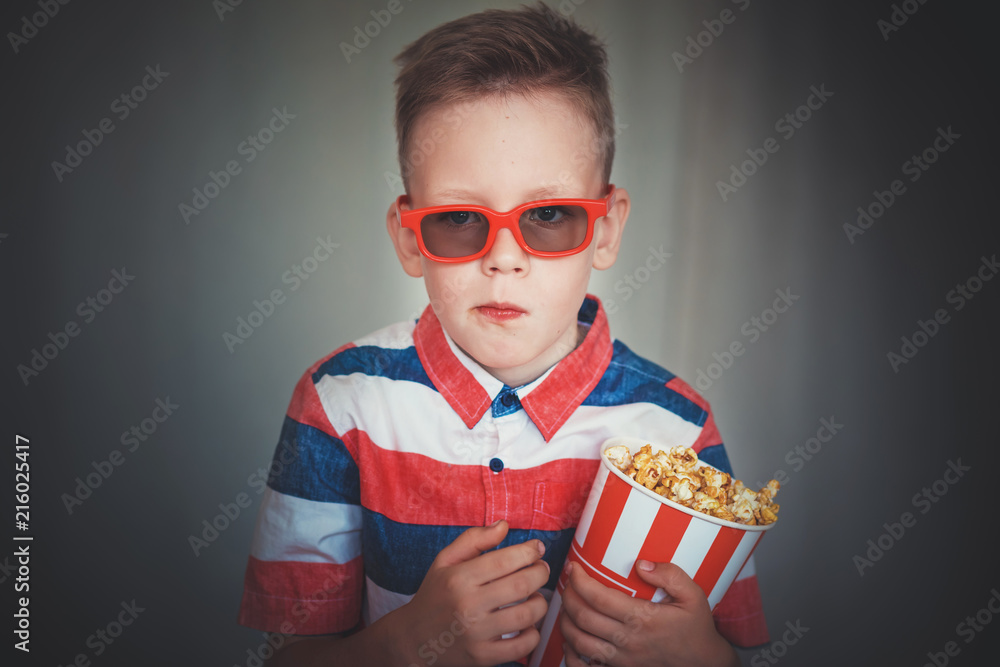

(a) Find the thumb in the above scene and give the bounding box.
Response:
[634,560,706,608]
[433,519,509,569]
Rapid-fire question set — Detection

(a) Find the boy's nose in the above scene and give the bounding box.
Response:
[482,227,528,274]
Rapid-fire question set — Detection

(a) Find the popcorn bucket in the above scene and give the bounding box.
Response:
[529,436,775,667]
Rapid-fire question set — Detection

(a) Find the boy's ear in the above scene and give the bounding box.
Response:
[591,186,630,271]
[386,199,424,278]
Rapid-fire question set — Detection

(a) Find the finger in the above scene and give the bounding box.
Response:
[478,559,550,610]
[634,560,707,610]
[565,561,636,622]
[464,537,546,586]
[481,626,541,665]
[563,641,587,667]
[432,520,509,569]
[559,606,620,666]
[488,590,548,636]
[560,572,622,643]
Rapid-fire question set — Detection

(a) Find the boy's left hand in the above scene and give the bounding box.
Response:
[559,559,739,667]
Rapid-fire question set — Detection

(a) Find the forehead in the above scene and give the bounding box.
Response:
[407,92,603,206]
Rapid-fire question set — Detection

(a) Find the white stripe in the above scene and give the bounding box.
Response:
[573,467,608,548]
[250,487,361,564]
[707,531,762,609]
[669,518,721,579]
[362,576,413,626]
[352,319,417,350]
[314,373,708,470]
[736,554,757,580]
[529,589,563,667]
[602,488,660,578]
[571,543,637,595]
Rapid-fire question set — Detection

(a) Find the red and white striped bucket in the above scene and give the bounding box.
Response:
[529,436,774,667]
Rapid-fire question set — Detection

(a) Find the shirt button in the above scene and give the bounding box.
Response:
[501,393,516,406]
[489,458,504,473]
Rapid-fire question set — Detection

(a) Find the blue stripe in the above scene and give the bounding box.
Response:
[582,340,706,426]
[578,295,599,324]
[312,344,436,391]
[266,417,360,504]
[361,510,574,596]
[697,444,733,476]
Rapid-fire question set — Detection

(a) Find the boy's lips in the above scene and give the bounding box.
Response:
[474,301,527,322]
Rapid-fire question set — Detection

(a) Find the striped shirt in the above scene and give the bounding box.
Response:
[238,294,770,650]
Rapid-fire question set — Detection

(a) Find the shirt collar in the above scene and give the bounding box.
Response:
[412,294,614,440]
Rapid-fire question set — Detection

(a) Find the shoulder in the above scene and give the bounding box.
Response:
[585,339,713,427]
[300,317,433,389]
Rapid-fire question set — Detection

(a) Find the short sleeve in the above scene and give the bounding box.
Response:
[668,379,771,647]
[237,365,365,635]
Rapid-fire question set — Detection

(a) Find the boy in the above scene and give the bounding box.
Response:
[238,4,769,665]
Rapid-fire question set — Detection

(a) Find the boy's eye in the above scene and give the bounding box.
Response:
[449,211,473,224]
[527,206,565,223]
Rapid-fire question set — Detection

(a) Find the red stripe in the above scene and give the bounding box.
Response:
[712,574,770,647]
[575,471,631,562]
[287,344,356,436]
[692,527,745,598]
[538,603,567,667]
[238,555,363,635]
[665,376,709,412]
[349,429,598,529]
[566,543,636,596]
[631,502,695,598]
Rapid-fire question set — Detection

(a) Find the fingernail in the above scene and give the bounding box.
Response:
[536,540,546,556]
[637,559,654,571]
[565,562,574,576]
[490,519,503,527]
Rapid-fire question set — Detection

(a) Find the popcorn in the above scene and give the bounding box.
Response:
[606,444,780,526]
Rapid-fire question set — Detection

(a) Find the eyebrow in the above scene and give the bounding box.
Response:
[429,185,572,205]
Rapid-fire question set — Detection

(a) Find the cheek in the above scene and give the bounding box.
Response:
[424,265,474,311]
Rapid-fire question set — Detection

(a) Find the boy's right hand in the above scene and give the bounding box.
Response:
[390,519,550,666]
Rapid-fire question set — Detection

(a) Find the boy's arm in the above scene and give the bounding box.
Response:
[270,520,550,666]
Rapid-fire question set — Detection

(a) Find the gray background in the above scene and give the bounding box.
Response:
[3,1,999,665]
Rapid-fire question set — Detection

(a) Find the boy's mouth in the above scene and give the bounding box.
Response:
[475,301,526,322]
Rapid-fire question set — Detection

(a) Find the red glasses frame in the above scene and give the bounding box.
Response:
[395,184,617,262]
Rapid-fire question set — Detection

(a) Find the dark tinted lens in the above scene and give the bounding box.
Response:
[519,205,589,252]
[419,211,489,258]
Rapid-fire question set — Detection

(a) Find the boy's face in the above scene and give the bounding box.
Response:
[387,93,630,387]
